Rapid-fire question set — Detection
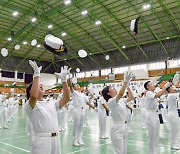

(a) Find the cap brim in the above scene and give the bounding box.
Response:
[44,43,67,57]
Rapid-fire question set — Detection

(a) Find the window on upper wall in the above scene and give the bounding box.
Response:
[101,69,111,76]
[1,71,14,78]
[149,62,165,70]
[130,65,136,70]
[17,72,24,79]
[76,72,85,78]
[168,60,178,68]
[121,67,128,73]
[85,71,91,77]
[92,70,99,77]
[114,67,121,74]
[178,59,180,66]
[158,62,166,69]
[85,70,99,77]
[130,64,147,70]
[25,73,33,84]
[140,64,147,69]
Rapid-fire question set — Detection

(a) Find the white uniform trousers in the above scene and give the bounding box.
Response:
[110,122,128,154]
[27,117,35,152]
[61,109,67,130]
[73,108,84,142]
[83,108,88,127]
[57,110,63,131]
[141,107,147,127]
[168,112,179,147]
[31,136,60,154]
[0,109,3,126]
[126,109,132,131]
[2,107,8,127]
[68,106,74,121]
[98,110,107,137]
[146,111,160,154]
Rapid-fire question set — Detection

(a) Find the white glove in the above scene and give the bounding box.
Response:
[124,72,134,83]
[54,66,71,82]
[29,60,42,77]
[164,82,171,89]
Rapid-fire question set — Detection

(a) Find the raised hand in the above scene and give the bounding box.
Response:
[55,66,71,82]
[29,60,42,77]
[124,72,134,83]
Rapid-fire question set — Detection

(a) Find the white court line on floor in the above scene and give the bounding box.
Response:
[0,147,12,154]
[0,141,30,153]
[0,135,27,141]
[66,142,111,154]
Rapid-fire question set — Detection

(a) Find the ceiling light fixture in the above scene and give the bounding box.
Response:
[48,24,53,29]
[64,0,71,5]
[61,32,67,37]
[31,17,37,23]
[95,20,101,25]
[12,11,19,16]
[7,37,12,41]
[23,41,27,45]
[81,10,88,15]
[143,4,151,10]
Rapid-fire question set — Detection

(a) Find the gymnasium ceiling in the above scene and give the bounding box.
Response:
[0,0,180,73]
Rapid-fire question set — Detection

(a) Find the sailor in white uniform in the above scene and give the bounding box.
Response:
[139,92,147,129]
[1,92,12,129]
[68,98,74,122]
[98,91,110,139]
[25,60,70,154]
[144,81,171,154]
[68,80,97,147]
[166,85,180,150]
[102,72,134,154]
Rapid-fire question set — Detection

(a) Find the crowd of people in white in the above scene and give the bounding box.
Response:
[0,60,180,154]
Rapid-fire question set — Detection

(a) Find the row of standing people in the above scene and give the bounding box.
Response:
[0,92,19,129]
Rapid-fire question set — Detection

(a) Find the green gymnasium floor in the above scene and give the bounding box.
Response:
[0,107,180,154]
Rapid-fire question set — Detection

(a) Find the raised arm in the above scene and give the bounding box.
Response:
[68,78,74,93]
[155,82,171,98]
[28,60,42,109]
[127,86,135,102]
[55,66,71,108]
[102,103,110,111]
[116,72,134,102]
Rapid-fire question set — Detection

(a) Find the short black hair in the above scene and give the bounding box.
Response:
[26,82,33,100]
[102,86,111,102]
[141,92,144,97]
[166,86,171,93]
[144,81,151,90]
